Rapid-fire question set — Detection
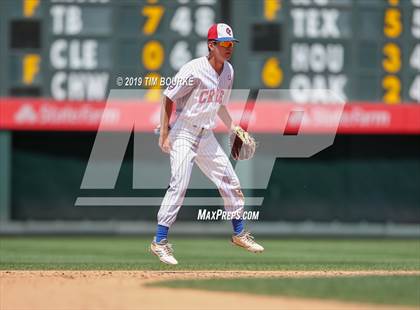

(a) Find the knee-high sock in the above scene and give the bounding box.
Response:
[231,219,244,235]
[155,224,169,242]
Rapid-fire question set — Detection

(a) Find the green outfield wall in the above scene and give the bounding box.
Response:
[9,132,420,223]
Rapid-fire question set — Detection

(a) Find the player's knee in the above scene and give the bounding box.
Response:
[168,176,189,193]
[221,175,241,189]
[168,183,188,196]
[226,186,243,201]
[221,187,244,210]
[234,187,244,198]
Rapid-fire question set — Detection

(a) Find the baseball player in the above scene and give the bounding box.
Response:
[151,23,264,265]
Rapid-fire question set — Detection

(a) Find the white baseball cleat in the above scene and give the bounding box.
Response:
[150,238,178,265]
[231,231,264,253]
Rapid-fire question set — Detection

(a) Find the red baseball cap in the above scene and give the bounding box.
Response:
[207,23,239,42]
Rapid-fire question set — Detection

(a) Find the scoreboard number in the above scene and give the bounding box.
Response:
[195,6,215,36]
[384,8,403,38]
[262,57,283,88]
[140,1,217,99]
[412,9,420,38]
[141,3,165,101]
[170,7,192,36]
[170,41,192,70]
[169,4,216,70]
[23,54,41,85]
[409,44,420,70]
[264,0,281,22]
[409,76,420,102]
[23,0,40,17]
[382,75,401,104]
[144,72,162,101]
[382,4,403,104]
[382,43,401,74]
[142,5,165,35]
[142,40,164,71]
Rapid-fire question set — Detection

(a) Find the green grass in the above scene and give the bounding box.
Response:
[151,276,420,306]
[0,237,419,270]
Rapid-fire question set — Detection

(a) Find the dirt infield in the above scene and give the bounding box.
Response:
[1,270,419,310]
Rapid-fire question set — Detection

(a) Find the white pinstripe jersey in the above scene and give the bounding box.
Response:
[163,56,234,130]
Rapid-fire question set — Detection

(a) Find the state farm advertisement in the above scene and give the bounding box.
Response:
[0,98,419,134]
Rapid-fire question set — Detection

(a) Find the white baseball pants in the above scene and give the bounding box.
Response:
[157,121,244,227]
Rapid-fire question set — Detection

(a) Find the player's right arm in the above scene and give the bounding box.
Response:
[159,95,173,153]
[159,61,197,153]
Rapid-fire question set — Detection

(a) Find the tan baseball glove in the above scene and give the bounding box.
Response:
[230,126,256,160]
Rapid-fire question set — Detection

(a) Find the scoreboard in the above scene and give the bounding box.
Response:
[1,0,220,101]
[0,0,419,104]
[233,0,420,103]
